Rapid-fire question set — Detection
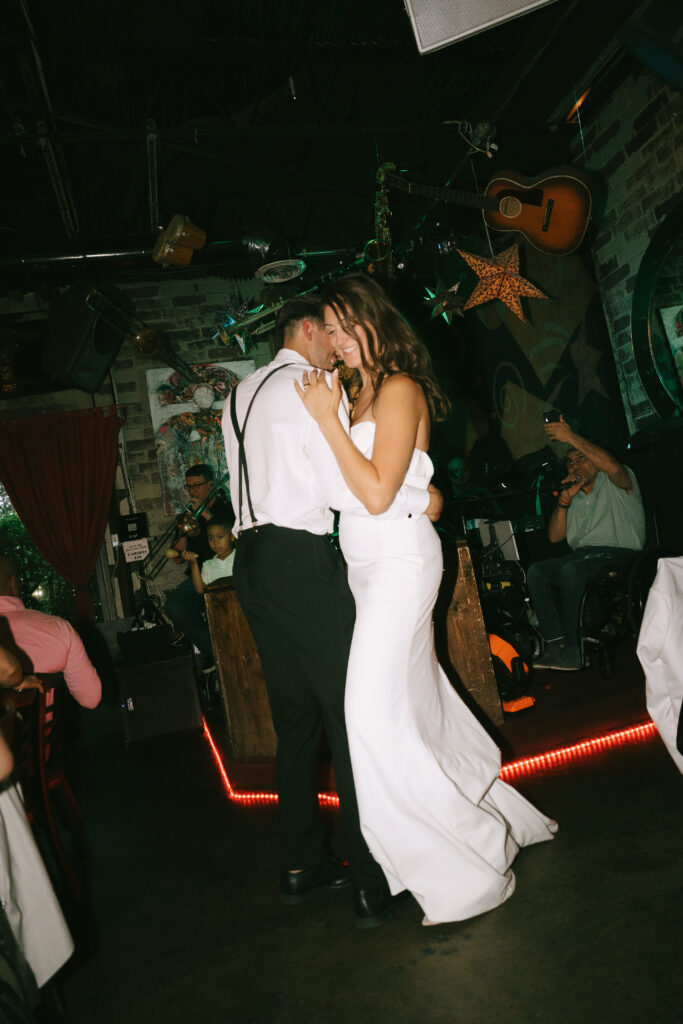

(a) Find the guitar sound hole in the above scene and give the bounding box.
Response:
[498,196,522,219]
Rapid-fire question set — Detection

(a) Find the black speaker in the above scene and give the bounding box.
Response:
[118,656,203,744]
[117,626,189,667]
[43,280,133,392]
[403,0,557,53]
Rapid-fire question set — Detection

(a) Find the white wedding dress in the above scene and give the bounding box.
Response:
[338,422,557,926]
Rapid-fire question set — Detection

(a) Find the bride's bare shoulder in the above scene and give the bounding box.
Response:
[377,373,423,400]
[376,373,427,411]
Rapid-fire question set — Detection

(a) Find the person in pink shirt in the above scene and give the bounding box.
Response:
[0,556,101,709]
[0,649,76,993]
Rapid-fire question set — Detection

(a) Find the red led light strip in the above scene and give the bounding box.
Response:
[203,719,658,808]
[498,720,656,780]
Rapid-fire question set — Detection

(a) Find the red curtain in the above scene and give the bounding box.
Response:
[0,405,124,621]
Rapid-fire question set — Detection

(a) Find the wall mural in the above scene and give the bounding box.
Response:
[423,243,628,536]
[146,360,255,514]
[465,245,626,458]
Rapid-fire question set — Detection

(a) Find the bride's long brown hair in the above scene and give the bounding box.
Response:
[321,273,450,422]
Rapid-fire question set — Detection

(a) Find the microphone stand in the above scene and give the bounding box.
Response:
[452,482,570,507]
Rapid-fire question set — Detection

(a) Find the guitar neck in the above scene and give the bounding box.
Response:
[386,173,497,212]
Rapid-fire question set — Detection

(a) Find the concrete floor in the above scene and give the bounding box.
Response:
[56,644,682,1024]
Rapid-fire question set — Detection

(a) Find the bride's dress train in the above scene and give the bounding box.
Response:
[339,423,557,925]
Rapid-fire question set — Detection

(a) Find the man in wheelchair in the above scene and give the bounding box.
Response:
[527,417,645,671]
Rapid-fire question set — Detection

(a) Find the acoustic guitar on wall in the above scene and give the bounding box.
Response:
[386,167,592,256]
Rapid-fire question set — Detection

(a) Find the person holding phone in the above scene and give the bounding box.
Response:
[528,415,645,670]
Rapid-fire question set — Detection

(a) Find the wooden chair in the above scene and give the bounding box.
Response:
[2,677,85,904]
[33,676,85,903]
[0,688,37,805]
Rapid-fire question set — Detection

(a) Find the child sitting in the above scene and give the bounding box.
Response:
[181,512,235,594]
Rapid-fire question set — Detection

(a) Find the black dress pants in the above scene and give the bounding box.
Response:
[234,524,385,890]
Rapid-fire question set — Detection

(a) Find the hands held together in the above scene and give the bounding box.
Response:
[294,369,342,423]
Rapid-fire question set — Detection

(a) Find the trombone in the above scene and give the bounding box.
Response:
[138,472,230,581]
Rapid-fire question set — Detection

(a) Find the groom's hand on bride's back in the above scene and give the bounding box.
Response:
[426,485,443,523]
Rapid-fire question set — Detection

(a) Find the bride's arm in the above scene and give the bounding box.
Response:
[296,371,423,515]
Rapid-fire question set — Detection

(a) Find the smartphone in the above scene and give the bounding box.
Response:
[543,410,560,424]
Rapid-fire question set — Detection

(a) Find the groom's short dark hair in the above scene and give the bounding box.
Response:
[276,295,324,343]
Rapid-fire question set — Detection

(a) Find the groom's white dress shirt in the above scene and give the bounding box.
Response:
[222,348,428,535]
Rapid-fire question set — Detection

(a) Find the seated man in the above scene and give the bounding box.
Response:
[164,463,232,671]
[448,454,491,503]
[527,417,645,671]
[0,555,101,708]
[440,453,501,542]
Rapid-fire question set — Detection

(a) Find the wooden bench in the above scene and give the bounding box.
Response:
[445,541,503,726]
[205,542,502,760]
[204,583,278,760]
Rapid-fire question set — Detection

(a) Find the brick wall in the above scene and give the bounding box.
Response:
[574,72,683,430]
[109,275,273,595]
[0,274,274,605]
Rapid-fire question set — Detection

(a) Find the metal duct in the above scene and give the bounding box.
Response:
[0,228,283,274]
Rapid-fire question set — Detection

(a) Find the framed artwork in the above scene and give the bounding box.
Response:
[147,360,255,514]
[659,304,683,346]
[658,304,683,387]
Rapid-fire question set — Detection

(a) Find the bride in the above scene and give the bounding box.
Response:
[295,273,556,926]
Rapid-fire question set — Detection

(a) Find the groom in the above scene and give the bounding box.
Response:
[222,295,437,929]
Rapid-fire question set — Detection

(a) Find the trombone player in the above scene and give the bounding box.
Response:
[164,463,232,672]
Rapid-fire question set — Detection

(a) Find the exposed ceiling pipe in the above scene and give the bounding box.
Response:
[20,0,80,236]
[146,119,160,232]
[0,230,284,274]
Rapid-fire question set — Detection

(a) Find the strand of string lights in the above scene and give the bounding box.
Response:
[203,718,658,810]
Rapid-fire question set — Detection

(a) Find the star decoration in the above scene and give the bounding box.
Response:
[423,283,464,325]
[458,245,548,322]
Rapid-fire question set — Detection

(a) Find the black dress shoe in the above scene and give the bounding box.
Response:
[280,857,351,905]
[353,886,395,929]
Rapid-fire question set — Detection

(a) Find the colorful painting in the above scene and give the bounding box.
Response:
[658,304,683,386]
[147,360,255,514]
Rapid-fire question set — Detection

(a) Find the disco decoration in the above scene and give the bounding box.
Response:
[457,244,548,322]
[423,282,465,325]
[212,298,265,353]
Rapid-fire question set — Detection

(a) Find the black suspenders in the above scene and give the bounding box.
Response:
[229,363,292,530]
